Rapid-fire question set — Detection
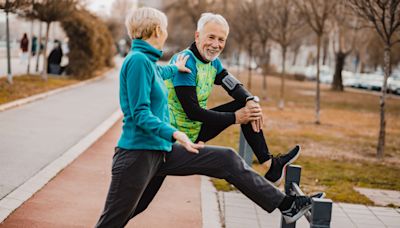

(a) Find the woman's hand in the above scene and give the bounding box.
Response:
[173,131,204,153]
[174,54,192,73]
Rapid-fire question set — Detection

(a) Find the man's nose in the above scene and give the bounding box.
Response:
[211,39,219,48]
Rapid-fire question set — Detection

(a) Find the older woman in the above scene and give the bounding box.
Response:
[96,7,315,228]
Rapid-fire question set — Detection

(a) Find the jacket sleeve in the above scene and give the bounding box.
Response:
[174,86,236,125]
[127,57,177,141]
[214,69,252,105]
[157,64,178,80]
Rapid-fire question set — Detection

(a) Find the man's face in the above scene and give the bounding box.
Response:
[195,22,228,61]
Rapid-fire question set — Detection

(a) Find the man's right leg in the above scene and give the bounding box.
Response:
[158,144,314,223]
[95,148,164,228]
[196,100,300,186]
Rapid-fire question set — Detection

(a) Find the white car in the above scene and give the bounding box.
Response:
[304,65,332,82]
[358,73,384,91]
[388,75,400,94]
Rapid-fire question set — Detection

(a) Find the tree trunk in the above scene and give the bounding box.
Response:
[6,10,12,84]
[322,36,329,65]
[292,45,300,66]
[42,22,51,80]
[262,43,270,101]
[27,19,34,74]
[315,35,321,124]
[331,51,347,91]
[36,21,42,72]
[279,46,287,109]
[377,46,390,159]
[247,43,253,90]
[236,44,242,80]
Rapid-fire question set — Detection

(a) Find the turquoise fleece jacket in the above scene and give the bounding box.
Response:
[117,39,178,152]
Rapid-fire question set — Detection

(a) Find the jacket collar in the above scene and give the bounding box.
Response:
[131,39,163,62]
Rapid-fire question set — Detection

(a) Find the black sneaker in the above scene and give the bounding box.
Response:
[281,195,312,224]
[311,192,326,199]
[264,145,301,186]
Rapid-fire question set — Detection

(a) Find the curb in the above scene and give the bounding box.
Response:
[201,176,223,228]
[0,109,123,223]
[0,69,114,112]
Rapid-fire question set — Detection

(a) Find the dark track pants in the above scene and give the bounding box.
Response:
[95,144,285,228]
[196,99,271,164]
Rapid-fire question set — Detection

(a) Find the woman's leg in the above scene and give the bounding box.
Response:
[129,175,166,218]
[95,148,164,228]
[157,144,284,213]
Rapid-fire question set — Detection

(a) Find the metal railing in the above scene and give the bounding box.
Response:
[238,131,333,227]
[281,165,333,228]
[238,130,254,167]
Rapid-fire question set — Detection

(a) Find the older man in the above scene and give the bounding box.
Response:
[166,13,300,186]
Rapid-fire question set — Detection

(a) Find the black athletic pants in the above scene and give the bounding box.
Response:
[95,144,285,228]
[196,99,271,164]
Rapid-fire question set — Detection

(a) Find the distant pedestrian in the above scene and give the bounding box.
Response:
[47,40,63,75]
[31,36,37,56]
[20,33,29,64]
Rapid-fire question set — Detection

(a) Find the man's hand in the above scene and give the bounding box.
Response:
[174,54,192,73]
[235,103,262,124]
[173,131,204,153]
[246,100,264,132]
[250,117,263,133]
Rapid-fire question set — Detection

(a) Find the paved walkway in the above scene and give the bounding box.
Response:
[0,120,203,227]
[220,191,400,228]
[0,59,120,200]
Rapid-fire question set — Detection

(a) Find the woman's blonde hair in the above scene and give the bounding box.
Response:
[125,7,168,40]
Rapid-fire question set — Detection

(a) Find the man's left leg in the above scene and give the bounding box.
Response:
[196,99,300,186]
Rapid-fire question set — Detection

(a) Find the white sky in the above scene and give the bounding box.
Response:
[86,0,115,16]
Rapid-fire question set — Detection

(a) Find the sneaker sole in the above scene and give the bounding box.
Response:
[283,204,312,224]
[273,145,301,186]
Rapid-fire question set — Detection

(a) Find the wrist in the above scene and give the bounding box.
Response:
[246,95,260,103]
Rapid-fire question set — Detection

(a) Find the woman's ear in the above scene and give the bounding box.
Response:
[155,26,161,38]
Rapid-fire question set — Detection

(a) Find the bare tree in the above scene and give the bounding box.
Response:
[224,0,247,78]
[165,0,215,27]
[165,0,217,52]
[330,1,362,91]
[0,0,28,84]
[252,0,272,101]
[25,0,76,80]
[348,0,400,159]
[269,0,304,109]
[237,0,258,90]
[295,0,337,124]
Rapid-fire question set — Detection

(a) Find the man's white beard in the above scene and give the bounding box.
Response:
[204,51,220,61]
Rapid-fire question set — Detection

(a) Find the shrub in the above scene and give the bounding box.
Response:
[61,9,115,79]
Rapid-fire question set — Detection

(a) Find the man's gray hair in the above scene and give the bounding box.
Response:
[197,12,229,34]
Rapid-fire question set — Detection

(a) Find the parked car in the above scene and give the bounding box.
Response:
[358,73,384,91]
[388,75,400,94]
[342,71,361,87]
[304,65,332,82]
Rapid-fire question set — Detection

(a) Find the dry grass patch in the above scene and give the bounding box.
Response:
[207,71,400,205]
[0,75,79,105]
